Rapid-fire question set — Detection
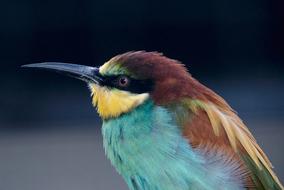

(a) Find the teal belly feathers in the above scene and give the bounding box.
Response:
[102,100,245,190]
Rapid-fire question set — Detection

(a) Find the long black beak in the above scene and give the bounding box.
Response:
[22,62,103,84]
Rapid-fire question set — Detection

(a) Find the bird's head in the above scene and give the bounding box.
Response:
[23,51,196,120]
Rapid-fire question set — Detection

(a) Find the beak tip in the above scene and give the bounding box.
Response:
[21,63,42,69]
[21,64,29,68]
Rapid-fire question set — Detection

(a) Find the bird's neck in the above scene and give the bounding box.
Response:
[102,100,244,190]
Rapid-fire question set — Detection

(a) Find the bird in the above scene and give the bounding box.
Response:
[23,51,283,190]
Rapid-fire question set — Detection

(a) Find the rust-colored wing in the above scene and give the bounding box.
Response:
[176,96,283,190]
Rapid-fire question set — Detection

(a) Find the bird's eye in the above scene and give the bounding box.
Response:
[117,76,130,87]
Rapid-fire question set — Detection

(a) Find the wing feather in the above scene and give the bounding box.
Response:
[179,99,283,189]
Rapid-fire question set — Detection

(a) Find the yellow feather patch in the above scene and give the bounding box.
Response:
[99,59,125,76]
[89,84,149,119]
[99,60,113,75]
[187,99,283,189]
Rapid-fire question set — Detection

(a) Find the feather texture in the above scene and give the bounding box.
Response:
[102,100,247,190]
[179,98,283,189]
[89,84,149,119]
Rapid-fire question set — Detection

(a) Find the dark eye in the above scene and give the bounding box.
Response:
[117,76,130,87]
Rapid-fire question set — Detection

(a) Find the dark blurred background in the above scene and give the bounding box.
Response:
[0,0,283,189]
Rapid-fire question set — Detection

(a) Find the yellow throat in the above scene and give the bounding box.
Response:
[89,84,149,119]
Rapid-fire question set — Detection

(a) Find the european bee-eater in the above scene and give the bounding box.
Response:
[23,51,283,190]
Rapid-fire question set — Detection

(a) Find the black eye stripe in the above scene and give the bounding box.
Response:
[99,75,153,94]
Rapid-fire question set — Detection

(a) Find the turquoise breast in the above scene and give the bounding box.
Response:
[102,100,244,190]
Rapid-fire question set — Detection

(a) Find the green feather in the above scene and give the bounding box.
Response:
[241,155,282,190]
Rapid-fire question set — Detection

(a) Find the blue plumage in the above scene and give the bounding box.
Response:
[102,100,244,190]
